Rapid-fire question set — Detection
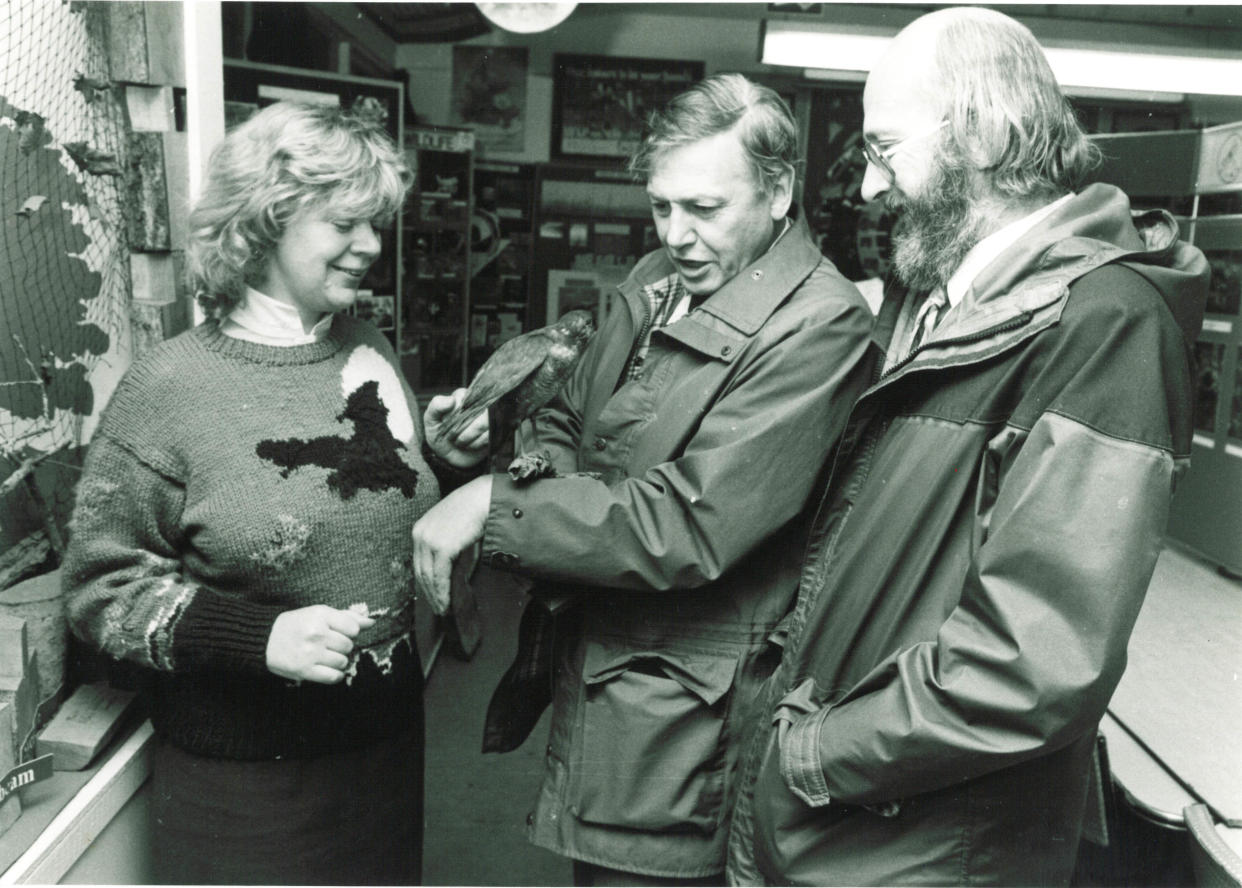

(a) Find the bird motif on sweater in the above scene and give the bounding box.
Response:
[256,380,419,499]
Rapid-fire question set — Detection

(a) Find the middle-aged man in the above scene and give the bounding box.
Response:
[725,7,1210,887]
[413,73,872,884]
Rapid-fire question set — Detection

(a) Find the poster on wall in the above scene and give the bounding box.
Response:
[451,46,528,154]
[546,269,617,327]
[551,54,704,160]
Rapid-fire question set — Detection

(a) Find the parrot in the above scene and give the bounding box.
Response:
[435,309,596,462]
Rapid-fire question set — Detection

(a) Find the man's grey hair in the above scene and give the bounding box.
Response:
[932,7,1100,199]
[629,72,799,194]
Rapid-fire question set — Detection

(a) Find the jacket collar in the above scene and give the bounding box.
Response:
[620,205,822,338]
[874,183,1205,385]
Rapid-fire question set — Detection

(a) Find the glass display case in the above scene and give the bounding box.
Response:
[468,161,537,377]
[401,125,474,395]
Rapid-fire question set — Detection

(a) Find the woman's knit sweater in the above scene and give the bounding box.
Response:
[64,317,446,759]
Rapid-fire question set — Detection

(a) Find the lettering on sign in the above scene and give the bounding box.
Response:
[0,753,54,803]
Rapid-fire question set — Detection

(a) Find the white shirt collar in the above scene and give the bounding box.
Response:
[220,287,333,346]
[944,193,1073,308]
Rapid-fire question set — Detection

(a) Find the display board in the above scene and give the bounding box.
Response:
[551,54,704,160]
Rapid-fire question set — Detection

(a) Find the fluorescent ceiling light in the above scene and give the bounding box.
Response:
[762,20,1242,98]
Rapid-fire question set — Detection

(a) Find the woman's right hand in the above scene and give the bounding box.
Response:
[266,605,376,684]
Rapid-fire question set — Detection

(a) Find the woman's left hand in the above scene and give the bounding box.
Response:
[412,475,494,614]
[424,388,489,468]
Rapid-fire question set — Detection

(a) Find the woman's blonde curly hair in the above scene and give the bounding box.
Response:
[186,101,412,318]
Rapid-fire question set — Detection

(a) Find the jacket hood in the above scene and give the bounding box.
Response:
[968,182,1209,349]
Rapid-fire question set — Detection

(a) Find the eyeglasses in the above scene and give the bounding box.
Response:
[861,120,948,182]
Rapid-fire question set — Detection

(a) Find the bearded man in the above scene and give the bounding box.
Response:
[726,8,1209,886]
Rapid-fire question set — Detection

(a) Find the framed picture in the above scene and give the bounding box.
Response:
[354,292,395,330]
[551,54,704,160]
[451,45,528,154]
[546,269,617,327]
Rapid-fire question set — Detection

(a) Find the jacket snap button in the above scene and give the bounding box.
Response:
[593,437,606,451]
[512,508,523,519]
[721,345,732,356]
[526,812,535,827]
[751,269,763,280]
[546,744,553,757]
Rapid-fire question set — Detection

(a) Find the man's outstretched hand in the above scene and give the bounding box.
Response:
[412,475,494,614]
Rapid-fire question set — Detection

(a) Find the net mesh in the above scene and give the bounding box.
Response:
[1,0,129,525]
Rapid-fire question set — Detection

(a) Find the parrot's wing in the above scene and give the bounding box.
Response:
[441,333,548,440]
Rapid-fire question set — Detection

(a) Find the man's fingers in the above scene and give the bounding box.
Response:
[412,539,447,616]
[427,551,453,616]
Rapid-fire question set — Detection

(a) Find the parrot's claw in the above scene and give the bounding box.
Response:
[507,451,557,483]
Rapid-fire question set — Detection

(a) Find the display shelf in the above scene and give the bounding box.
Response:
[469,161,538,376]
[531,162,650,331]
[402,125,475,391]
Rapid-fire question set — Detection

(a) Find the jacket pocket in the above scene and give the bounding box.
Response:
[570,641,737,834]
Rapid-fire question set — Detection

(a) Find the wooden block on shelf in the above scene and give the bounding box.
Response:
[0,701,21,835]
[0,652,38,755]
[36,682,137,771]
[0,613,27,676]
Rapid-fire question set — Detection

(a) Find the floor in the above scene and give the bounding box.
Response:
[422,566,572,887]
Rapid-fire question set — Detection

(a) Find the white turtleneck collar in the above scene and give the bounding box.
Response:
[220,287,334,346]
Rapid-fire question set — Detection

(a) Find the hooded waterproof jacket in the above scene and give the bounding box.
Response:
[479,211,873,878]
[726,184,1209,886]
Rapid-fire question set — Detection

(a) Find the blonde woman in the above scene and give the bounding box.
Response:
[63,102,481,884]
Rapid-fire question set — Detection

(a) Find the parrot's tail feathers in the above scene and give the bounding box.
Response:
[437,405,481,446]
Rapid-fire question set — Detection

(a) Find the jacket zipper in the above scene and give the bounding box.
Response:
[785,310,1033,660]
[878,311,1034,381]
[616,290,655,389]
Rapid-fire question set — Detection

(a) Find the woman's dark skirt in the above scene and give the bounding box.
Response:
[150,719,424,885]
